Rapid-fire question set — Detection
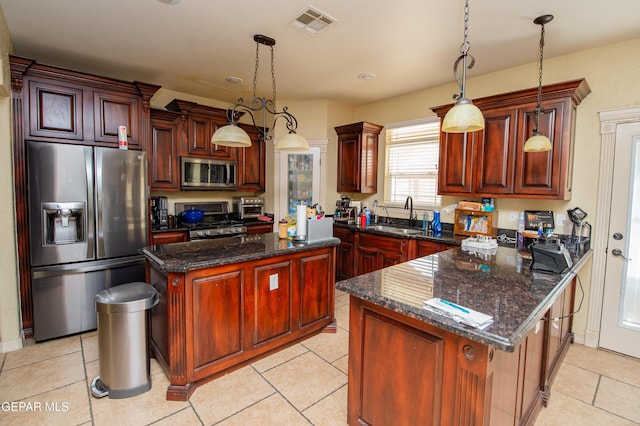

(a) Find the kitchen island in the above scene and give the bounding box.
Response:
[142,233,339,401]
[336,245,591,425]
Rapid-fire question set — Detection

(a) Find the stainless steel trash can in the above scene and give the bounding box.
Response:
[90,282,159,399]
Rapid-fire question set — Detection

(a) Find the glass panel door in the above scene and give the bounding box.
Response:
[286,147,320,212]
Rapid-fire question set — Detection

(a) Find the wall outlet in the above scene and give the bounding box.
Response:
[508,211,518,223]
[269,274,279,291]
[556,214,566,225]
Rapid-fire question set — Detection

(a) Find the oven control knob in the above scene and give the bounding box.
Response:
[204,230,212,236]
[196,231,205,237]
[217,229,225,234]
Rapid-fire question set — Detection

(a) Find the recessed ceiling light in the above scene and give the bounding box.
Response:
[225,76,243,84]
[358,73,376,81]
[157,0,181,5]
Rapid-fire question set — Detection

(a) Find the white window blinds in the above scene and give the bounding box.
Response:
[383,119,441,208]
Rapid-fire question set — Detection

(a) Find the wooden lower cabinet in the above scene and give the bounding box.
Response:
[347,293,573,426]
[334,226,356,280]
[150,231,188,245]
[246,222,274,234]
[333,225,455,280]
[147,246,336,400]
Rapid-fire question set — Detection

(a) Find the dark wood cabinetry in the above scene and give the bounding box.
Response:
[10,56,159,337]
[150,231,188,245]
[245,222,273,235]
[357,232,408,275]
[333,226,356,280]
[150,109,182,191]
[335,121,383,194]
[431,79,590,200]
[333,225,455,279]
[165,99,266,192]
[148,245,336,400]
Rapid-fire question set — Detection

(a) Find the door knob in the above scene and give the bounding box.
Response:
[611,248,631,261]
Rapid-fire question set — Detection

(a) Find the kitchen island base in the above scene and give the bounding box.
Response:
[344,269,577,426]
[143,235,338,401]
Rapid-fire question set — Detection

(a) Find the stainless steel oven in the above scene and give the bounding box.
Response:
[233,197,265,219]
[181,157,236,190]
[175,201,247,240]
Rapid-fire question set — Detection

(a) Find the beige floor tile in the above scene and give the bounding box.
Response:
[189,365,275,424]
[535,391,637,426]
[0,381,91,426]
[218,393,311,426]
[81,333,98,363]
[0,351,85,402]
[565,345,640,388]
[252,343,309,373]
[335,292,350,309]
[334,302,350,332]
[3,335,81,370]
[333,354,349,375]
[301,327,349,363]
[595,376,640,423]
[551,362,600,404]
[303,384,349,426]
[151,406,203,425]
[90,369,188,426]
[262,351,347,411]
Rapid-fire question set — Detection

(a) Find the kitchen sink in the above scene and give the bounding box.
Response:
[368,225,423,235]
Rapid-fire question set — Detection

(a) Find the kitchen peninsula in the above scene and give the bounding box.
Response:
[337,246,591,425]
[142,233,339,401]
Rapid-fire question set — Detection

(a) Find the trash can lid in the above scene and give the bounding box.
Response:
[95,282,159,313]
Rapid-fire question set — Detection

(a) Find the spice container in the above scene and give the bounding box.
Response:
[278,219,288,239]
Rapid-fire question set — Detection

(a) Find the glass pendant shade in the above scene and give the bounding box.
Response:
[276,132,309,151]
[211,124,252,147]
[524,132,552,152]
[442,98,485,133]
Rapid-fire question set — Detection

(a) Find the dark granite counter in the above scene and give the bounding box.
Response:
[142,233,340,273]
[333,220,463,245]
[336,245,592,352]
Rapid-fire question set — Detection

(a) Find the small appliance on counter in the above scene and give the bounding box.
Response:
[565,207,591,254]
[233,196,265,219]
[151,196,168,228]
[529,235,573,273]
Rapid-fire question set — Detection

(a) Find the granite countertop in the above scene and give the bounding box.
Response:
[333,220,463,245]
[142,233,340,273]
[336,245,592,352]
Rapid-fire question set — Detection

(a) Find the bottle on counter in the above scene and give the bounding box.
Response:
[278,218,288,239]
[287,209,297,239]
[364,204,371,226]
[431,210,442,235]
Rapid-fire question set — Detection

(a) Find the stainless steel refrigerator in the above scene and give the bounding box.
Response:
[27,141,148,341]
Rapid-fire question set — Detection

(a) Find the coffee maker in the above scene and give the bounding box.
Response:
[151,196,168,228]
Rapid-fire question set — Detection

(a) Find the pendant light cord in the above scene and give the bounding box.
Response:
[534,22,546,131]
[251,39,279,109]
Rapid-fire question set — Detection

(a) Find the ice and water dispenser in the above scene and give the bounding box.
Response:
[42,202,86,245]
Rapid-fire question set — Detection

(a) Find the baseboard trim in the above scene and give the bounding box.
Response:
[0,338,23,353]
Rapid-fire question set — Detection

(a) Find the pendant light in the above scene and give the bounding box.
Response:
[524,15,554,153]
[442,0,484,133]
[211,34,308,151]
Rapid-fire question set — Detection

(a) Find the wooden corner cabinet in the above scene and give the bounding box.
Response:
[431,79,591,200]
[335,121,383,193]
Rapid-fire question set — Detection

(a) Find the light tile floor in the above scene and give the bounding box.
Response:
[1,290,639,425]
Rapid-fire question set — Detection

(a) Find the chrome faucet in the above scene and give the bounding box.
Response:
[380,206,391,224]
[404,196,417,228]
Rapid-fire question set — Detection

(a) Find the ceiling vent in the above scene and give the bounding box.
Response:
[291,6,337,35]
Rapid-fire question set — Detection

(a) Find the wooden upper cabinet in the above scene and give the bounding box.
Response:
[431,79,590,200]
[149,109,182,191]
[166,99,236,160]
[28,80,84,141]
[93,91,141,148]
[236,124,265,192]
[335,121,383,194]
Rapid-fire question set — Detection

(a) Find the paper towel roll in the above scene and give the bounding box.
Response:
[296,205,307,237]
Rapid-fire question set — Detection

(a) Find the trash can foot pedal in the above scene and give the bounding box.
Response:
[90,376,109,399]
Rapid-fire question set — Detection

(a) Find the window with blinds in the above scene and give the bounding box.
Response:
[383,119,441,209]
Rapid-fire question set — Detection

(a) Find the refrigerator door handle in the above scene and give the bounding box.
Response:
[86,147,96,259]
[31,255,145,278]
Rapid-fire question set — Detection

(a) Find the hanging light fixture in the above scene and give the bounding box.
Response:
[524,15,554,153]
[442,0,484,133]
[211,34,308,151]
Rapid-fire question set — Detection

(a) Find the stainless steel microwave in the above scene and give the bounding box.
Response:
[181,157,236,190]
